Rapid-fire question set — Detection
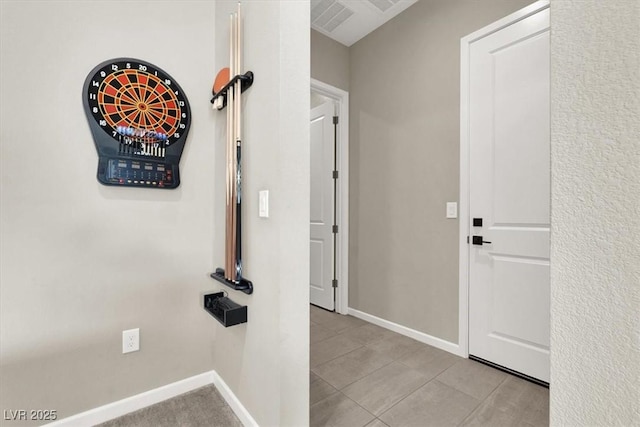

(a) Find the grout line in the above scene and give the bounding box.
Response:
[459,374,511,422]
[312,346,396,390]
[347,362,437,420]
[336,390,377,426]
[362,366,433,418]
[432,378,481,401]
[453,375,501,427]
[395,353,461,381]
[310,326,340,345]
[311,342,366,372]
[375,417,390,427]
[309,380,340,407]
[309,390,338,410]
[309,389,376,426]
[428,378,490,426]
[456,399,485,427]
[375,375,440,420]
[433,360,511,403]
[335,358,396,391]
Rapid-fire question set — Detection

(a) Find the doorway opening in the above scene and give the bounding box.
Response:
[310,79,349,314]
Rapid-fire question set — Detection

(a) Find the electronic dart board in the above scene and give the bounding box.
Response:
[83,58,191,189]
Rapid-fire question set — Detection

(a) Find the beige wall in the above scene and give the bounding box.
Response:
[311,29,350,91]
[550,0,640,425]
[0,1,309,426]
[348,0,533,343]
[0,1,217,424]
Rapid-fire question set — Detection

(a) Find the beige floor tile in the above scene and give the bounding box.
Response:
[339,322,396,345]
[313,346,394,389]
[379,380,480,427]
[311,305,340,324]
[311,333,363,367]
[321,314,367,333]
[459,403,520,426]
[365,333,424,361]
[365,419,390,427]
[311,371,320,384]
[468,375,549,426]
[311,377,339,405]
[342,362,430,415]
[310,393,375,427]
[398,345,461,380]
[311,323,339,343]
[524,392,549,426]
[462,378,549,427]
[436,359,508,400]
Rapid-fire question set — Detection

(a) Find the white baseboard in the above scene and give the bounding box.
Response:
[347,308,465,357]
[211,371,259,427]
[46,370,256,427]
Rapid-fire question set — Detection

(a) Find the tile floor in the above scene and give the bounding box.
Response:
[310,305,549,427]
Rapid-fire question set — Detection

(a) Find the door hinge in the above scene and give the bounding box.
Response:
[333,225,339,234]
[333,116,339,125]
[467,236,470,244]
[333,170,339,179]
[332,279,338,288]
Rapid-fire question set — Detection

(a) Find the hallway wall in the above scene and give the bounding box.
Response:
[550,0,640,424]
[348,0,532,343]
[311,29,350,91]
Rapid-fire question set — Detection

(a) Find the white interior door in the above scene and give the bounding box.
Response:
[468,7,550,382]
[310,101,335,310]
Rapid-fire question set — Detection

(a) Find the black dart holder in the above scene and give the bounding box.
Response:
[210,71,254,109]
[203,292,247,327]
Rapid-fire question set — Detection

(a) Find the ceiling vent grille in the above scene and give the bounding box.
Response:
[311,0,355,33]
[367,0,393,12]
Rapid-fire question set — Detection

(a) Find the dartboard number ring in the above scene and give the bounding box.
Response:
[86,59,190,147]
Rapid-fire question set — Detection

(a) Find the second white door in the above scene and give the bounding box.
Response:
[310,101,335,310]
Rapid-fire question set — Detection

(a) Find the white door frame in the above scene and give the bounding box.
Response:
[458,0,550,357]
[311,78,349,315]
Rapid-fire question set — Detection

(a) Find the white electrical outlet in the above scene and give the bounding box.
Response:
[122,328,140,354]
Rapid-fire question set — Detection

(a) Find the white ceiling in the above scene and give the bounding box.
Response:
[311,0,418,47]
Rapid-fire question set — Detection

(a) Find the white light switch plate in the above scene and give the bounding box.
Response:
[259,190,269,218]
[446,202,458,219]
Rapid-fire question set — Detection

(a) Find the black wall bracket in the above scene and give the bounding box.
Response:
[203,292,247,327]
[210,71,254,110]
[210,268,253,295]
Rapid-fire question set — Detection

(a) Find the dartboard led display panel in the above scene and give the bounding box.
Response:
[83,58,191,189]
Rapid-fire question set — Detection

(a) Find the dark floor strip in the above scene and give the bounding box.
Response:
[469,355,549,388]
